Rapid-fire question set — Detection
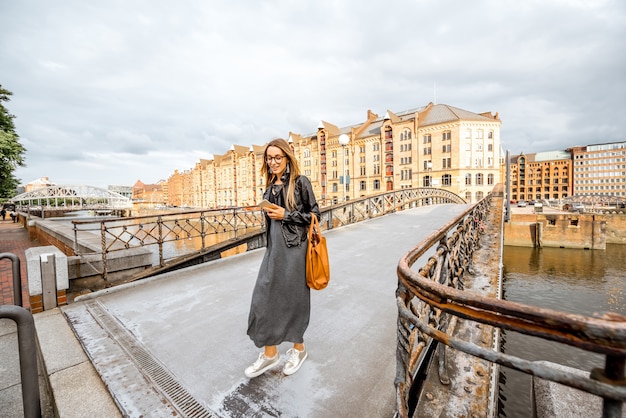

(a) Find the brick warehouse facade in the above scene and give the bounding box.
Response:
[508,151,573,203]
[133,103,503,208]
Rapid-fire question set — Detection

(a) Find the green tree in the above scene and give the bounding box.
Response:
[0,85,26,198]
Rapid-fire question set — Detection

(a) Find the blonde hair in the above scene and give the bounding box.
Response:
[261,138,301,211]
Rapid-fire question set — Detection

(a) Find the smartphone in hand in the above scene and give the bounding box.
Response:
[258,199,280,209]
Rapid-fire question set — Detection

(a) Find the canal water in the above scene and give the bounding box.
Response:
[498,244,626,417]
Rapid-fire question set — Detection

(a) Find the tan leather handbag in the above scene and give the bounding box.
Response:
[306,213,330,290]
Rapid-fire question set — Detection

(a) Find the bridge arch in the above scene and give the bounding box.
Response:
[10,185,132,210]
[324,187,467,229]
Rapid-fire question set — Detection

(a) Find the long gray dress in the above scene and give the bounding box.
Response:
[247,191,311,348]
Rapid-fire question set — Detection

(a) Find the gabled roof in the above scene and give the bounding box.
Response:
[318,120,340,135]
[419,104,499,127]
[231,144,250,156]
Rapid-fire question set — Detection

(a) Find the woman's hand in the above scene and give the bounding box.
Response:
[264,206,285,220]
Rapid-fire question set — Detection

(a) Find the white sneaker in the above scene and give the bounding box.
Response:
[244,352,280,378]
[283,347,308,376]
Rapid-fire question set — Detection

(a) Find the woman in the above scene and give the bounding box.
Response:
[245,138,320,378]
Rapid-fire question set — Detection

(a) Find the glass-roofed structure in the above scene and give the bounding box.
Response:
[10,185,132,210]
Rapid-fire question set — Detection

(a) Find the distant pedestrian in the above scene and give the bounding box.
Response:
[10,211,16,222]
[244,138,320,378]
[0,209,5,220]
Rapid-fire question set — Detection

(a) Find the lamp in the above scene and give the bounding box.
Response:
[338,134,350,202]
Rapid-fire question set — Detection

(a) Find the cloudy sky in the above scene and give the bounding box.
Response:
[1,0,624,189]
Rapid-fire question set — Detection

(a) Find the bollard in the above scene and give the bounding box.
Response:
[25,246,68,313]
[40,253,58,310]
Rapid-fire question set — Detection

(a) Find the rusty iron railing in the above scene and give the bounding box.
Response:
[395,192,626,417]
[321,187,465,230]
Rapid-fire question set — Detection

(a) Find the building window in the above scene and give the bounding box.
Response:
[442,144,451,153]
[442,131,451,140]
[442,158,451,168]
[373,179,380,190]
[476,173,484,185]
[465,174,472,185]
[488,173,494,185]
[424,147,432,155]
[442,174,452,186]
[360,180,366,191]
[423,134,431,144]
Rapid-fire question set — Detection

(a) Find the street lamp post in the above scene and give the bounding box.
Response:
[339,134,350,202]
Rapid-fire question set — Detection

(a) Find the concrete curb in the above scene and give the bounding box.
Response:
[33,308,122,418]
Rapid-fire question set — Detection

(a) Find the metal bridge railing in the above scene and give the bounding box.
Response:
[0,305,42,418]
[69,187,465,283]
[71,207,267,282]
[395,192,626,417]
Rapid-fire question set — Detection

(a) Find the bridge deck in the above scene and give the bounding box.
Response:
[62,204,470,417]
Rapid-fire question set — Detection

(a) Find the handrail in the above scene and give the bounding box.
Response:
[395,188,626,417]
[0,305,42,418]
[69,187,465,284]
[0,252,22,306]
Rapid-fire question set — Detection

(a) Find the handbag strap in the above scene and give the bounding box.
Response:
[309,213,321,244]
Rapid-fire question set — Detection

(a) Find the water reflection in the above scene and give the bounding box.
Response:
[498,245,626,417]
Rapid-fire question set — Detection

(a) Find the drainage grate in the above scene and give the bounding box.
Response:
[85,300,218,418]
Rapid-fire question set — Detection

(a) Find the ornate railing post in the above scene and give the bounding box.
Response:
[157,215,164,266]
[100,221,108,285]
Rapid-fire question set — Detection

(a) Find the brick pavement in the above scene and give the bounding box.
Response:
[0,218,41,308]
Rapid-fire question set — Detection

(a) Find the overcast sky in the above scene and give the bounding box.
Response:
[1,0,624,189]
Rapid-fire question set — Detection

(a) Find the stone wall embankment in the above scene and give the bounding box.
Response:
[504,212,626,249]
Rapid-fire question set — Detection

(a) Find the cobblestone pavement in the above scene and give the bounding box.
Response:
[0,219,41,308]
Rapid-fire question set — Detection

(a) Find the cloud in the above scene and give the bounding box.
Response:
[1,0,624,188]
